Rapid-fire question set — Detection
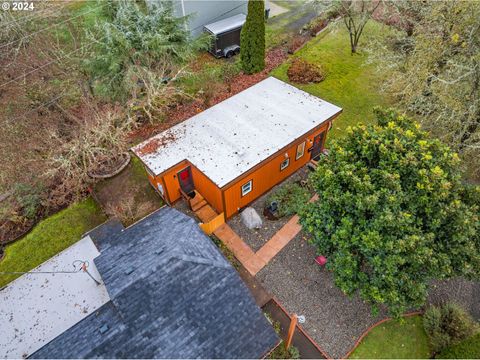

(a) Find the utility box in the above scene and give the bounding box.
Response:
[204,13,246,58]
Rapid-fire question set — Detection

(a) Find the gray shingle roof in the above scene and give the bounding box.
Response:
[31,207,278,359]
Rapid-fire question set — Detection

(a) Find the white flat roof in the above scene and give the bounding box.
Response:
[0,237,110,358]
[132,77,342,188]
[204,13,246,35]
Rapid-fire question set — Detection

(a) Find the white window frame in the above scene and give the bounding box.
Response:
[296,141,306,160]
[157,183,164,196]
[280,158,290,171]
[241,180,253,197]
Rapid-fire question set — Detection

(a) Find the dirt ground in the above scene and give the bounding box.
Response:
[93,157,162,227]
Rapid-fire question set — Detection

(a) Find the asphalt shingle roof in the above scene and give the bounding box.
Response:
[31,207,278,359]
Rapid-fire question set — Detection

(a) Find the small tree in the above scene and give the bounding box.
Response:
[87,1,209,99]
[368,0,480,178]
[240,0,265,74]
[339,0,380,54]
[300,108,480,316]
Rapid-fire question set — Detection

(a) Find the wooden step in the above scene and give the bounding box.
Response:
[189,191,204,210]
[191,199,207,212]
[196,205,218,223]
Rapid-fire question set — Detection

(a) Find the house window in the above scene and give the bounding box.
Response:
[280,158,290,171]
[157,183,164,196]
[241,180,253,197]
[296,142,306,160]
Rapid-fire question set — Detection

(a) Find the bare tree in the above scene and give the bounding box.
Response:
[340,0,381,54]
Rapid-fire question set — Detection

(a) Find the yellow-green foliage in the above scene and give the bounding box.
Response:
[300,108,480,316]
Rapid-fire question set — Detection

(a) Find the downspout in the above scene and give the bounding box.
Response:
[180,0,188,31]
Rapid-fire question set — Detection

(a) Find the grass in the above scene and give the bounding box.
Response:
[0,198,106,288]
[349,315,431,359]
[437,332,480,359]
[270,20,396,142]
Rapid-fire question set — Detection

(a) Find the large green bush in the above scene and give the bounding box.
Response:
[424,303,478,354]
[87,1,209,99]
[300,108,480,316]
[436,333,480,359]
[240,0,265,74]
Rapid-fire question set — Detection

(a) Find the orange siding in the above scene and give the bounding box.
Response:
[222,124,329,218]
[190,165,224,213]
[152,160,223,213]
[145,169,165,198]
[160,161,190,204]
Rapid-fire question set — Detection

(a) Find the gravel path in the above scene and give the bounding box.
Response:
[256,233,480,358]
[256,234,386,358]
[227,168,310,252]
[428,278,480,321]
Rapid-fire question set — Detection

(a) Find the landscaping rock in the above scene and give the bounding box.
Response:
[240,207,263,230]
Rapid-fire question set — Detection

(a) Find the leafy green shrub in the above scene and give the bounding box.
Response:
[424,303,478,353]
[436,333,480,359]
[267,183,310,218]
[87,1,209,99]
[99,0,119,20]
[240,0,265,74]
[300,108,480,317]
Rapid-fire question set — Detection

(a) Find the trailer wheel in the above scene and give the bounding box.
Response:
[226,51,234,58]
[234,47,240,55]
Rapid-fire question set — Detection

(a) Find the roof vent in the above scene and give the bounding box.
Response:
[124,267,135,275]
[99,325,109,334]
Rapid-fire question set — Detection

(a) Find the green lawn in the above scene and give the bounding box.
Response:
[271,20,396,142]
[0,198,106,288]
[349,316,431,359]
[437,333,480,359]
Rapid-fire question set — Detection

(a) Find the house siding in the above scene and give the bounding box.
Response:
[148,161,223,213]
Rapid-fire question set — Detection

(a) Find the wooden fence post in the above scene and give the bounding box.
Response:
[285,314,298,349]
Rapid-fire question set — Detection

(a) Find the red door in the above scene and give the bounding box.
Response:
[310,132,325,160]
[177,166,194,195]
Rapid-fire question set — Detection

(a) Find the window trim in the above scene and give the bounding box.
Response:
[280,158,290,171]
[296,141,306,160]
[241,180,253,197]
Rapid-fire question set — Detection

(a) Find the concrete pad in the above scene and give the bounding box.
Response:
[0,236,110,358]
[269,1,289,17]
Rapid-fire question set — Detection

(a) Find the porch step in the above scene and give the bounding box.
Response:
[196,205,218,223]
[191,199,207,212]
[189,190,205,210]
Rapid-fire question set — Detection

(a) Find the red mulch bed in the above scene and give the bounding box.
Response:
[127,47,288,144]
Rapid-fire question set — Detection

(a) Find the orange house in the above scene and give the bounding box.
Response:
[132,77,342,219]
